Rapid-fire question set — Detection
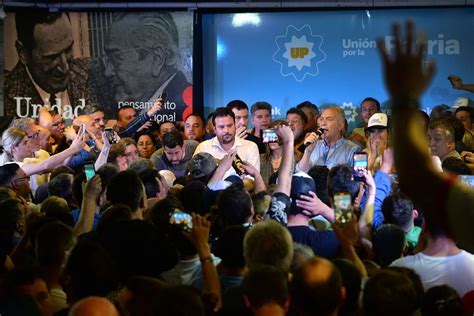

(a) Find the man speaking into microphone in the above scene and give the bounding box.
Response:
[296,106,360,172]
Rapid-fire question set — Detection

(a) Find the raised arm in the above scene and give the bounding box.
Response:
[274,125,294,196]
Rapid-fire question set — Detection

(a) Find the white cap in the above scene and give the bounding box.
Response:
[367,113,388,129]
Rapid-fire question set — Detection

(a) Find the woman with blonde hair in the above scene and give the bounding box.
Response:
[0,126,86,176]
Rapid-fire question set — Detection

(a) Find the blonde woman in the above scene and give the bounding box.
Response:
[0,127,86,176]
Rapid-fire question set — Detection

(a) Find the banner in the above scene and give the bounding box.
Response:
[203,8,474,129]
[3,11,193,122]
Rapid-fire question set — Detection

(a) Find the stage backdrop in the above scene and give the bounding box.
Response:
[202,8,474,130]
[3,11,193,122]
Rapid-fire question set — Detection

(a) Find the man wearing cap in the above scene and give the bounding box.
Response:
[152,129,198,178]
[193,107,260,179]
[297,106,360,172]
[365,113,390,173]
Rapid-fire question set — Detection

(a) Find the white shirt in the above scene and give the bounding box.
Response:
[193,136,260,179]
[390,250,474,298]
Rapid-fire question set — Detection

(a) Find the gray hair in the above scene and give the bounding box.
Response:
[9,118,35,134]
[322,106,346,124]
[244,220,294,274]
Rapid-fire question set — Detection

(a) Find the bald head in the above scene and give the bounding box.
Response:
[73,115,100,139]
[291,257,344,316]
[69,297,119,316]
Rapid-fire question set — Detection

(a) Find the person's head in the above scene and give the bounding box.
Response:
[1,127,33,161]
[243,265,289,313]
[297,101,320,132]
[47,173,75,208]
[184,114,205,142]
[421,285,465,316]
[289,172,316,216]
[134,131,157,159]
[118,138,139,165]
[107,142,129,171]
[318,106,346,141]
[138,168,164,199]
[162,129,185,166]
[217,183,253,226]
[291,257,345,316]
[244,220,293,274]
[187,152,217,182]
[0,198,25,248]
[179,181,211,215]
[327,164,360,205]
[428,119,456,160]
[307,165,331,207]
[360,97,381,124]
[104,12,179,102]
[212,107,236,146]
[9,118,41,151]
[36,126,55,153]
[227,99,249,129]
[15,11,73,94]
[363,269,419,316]
[39,196,70,216]
[381,192,416,232]
[35,221,76,267]
[116,276,166,316]
[3,266,53,316]
[158,121,178,141]
[366,112,389,147]
[107,170,146,218]
[372,224,406,267]
[0,164,31,199]
[454,106,474,131]
[286,107,308,141]
[442,156,471,175]
[69,296,119,316]
[73,115,101,139]
[82,104,107,133]
[251,101,272,131]
[97,204,133,235]
[333,258,362,315]
[116,106,137,128]
[214,225,247,269]
[155,286,205,316]
[430,104,452,121]
[206,112,215,135]
[290,243,315,275]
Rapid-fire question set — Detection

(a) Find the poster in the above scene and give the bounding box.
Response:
[3,10,193,122]
[203,8,474,129]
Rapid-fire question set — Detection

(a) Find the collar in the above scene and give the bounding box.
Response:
[25,66,68,104]
[323,136,345,149]
[147,73,177,103]
[210,135,242,152]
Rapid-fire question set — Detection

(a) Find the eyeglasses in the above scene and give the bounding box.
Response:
[102,47,151,69]
[27,130,40,140]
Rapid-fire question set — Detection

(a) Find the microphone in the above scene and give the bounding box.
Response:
[304,128,327,146]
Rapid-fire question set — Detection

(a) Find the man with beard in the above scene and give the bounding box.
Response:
[5,11,91,118]
[193,107,259,179]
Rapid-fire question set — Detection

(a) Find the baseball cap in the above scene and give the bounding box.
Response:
[187,153,217,179]
[366,113,388,130]
[290,171,316,215]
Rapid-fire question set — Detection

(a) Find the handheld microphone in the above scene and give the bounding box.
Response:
[304,128,327,146]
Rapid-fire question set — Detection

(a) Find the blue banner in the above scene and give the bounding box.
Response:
[203,8,474,129]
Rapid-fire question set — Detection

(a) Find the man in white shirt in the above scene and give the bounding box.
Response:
[193,107,259,179]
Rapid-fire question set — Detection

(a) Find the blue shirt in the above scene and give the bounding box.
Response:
[303,137,360,170]
[71,208,100,230]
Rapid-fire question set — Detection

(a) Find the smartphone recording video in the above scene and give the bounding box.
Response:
[261,129,279,143]
[169,209,193,232]
[353,152,368,182]
[333,192,353,226]
[232,153,245,175]
[84,162,96,181]
[104,127,116,144]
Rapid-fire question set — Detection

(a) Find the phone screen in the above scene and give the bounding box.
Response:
[459,175,474,188]
[104,128,116,144]
[261,129,279,143]
[84,163,95,181]
[169,209,193,232]
[353,153,368,181]
[333,192,353,226]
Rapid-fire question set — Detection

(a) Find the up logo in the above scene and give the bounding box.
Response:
[273,24,326,82]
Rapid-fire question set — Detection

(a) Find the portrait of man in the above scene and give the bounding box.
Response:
[100,12,193,122]
[4,10,92,119]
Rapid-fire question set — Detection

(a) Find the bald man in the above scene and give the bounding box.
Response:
[68,115,102,169]
[73,115,102,142]
[69,297,119,316]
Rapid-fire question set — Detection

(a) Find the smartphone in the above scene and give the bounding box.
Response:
[84,162,95,181]
[104,127,116,144]
[169,209,193,232]
[353,152,368,182]
[333,192,353,226]
[459,175,474,188]
[232,153,245,176]
[261,129,279,143]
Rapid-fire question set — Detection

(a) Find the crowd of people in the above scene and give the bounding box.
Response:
[0,21,473,316]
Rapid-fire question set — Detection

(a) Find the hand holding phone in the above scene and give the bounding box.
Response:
[333,192,353,226]
[232,153,246,176]
[84,162,96,181]
[104,127,117,144]
[169,209,193,232]
[353,152,368,182]
[261,129,279,143]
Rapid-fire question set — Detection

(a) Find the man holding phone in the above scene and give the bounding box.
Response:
[296,106,360,172]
